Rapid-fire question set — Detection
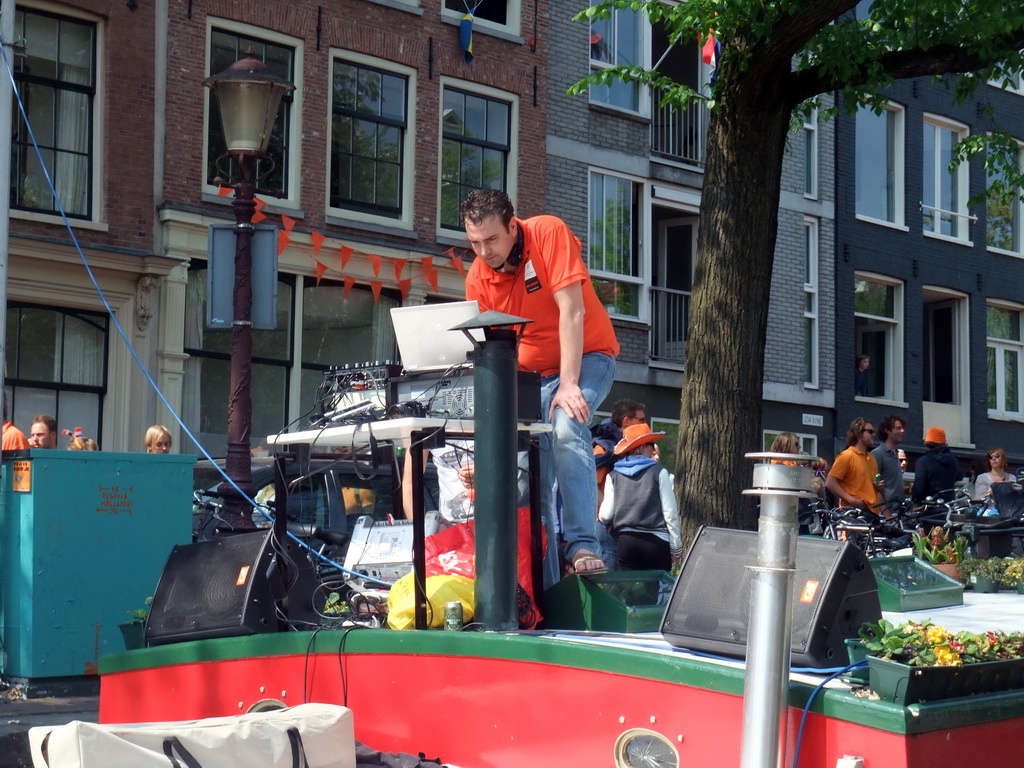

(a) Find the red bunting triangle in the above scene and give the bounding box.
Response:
[252,198,267,224]
[370,280,383,303]
[394,258,407,282]
[343,275,355,297]
[277,229,290,255]
[399,278,412,300]
[449,252,466,277]
[280,214,296,234]
[311,231,325,255]
[218,186,233,197]
[368,253,382,276]
[315,261,327,285]
[340,245,353,271]
[425,268,439,293]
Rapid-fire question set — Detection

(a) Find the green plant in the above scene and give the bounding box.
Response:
[126,596,153,624]
[858,619,1024,667]
[912,526,967,564]
[959,557,1008,582]
[1003,558,1024,586]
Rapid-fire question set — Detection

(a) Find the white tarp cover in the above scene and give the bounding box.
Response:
[28,703,355,768]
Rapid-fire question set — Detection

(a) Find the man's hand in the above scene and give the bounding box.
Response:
[457,465,475,490]
[550,381,590,423]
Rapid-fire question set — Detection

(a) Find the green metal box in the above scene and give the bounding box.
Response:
[0,451,195,684]
[543,570,676,633]
[868,555,964,612]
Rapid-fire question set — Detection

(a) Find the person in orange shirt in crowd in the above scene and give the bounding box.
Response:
[825,417,882,514]
[2,401,28,451]
[462,188,619,581]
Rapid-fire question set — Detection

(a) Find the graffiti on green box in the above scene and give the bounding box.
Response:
[97,485,135,515]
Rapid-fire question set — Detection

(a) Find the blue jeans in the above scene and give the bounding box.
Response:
[538,352,616,586]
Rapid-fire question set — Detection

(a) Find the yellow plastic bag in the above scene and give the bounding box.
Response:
[386,573,475,630]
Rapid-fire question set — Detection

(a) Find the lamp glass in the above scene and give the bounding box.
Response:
[212,80,290,154]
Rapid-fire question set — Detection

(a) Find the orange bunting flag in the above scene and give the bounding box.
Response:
[425,268,439,293]
[315,260,328,285]
[449,252,466,277]
[370,280,383,303]
[218,186,233,197]
[340,245,353,270]
[368,252,382,276]
[252,198,267,224]
[393,258,407,282]
[399,278,412,301]
[343,275,356,297]
[311,231,325,255]
[280,214,296,234]
[278,229,290,255]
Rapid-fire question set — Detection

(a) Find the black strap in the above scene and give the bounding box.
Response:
[288,727,309,768]
[163,736,205,768]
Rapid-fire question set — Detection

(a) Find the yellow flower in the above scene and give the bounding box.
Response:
[934,645,961,666]
[926,626,950,645]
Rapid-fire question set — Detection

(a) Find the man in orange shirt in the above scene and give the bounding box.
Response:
[826,417,882,514]
[2,402,29,451]
[462,189,619,582]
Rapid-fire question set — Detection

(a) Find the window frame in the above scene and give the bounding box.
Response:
[762,430,818,459]
[922,113,971,243]
[854,101,905,228]
[986,300,1024,419]
[327,50,416,228]
[803,217,819,389]
[803,107,818,199]
[854,272,905,404]
[588,169,645,321]
[436,78,518,237]
[588,6,650,116]
[202,19,304,210]
[985,135,1024,256]
[440,0,521,37]
[10,4,101,223]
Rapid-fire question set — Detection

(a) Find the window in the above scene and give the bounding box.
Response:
[803,218,819,387]
[182,267,399,456]
[589,172,641,319]
[442,0,520,35]
[329,55,413,222]
[923,115,970,240]
[986,139,1024,254]
[206,26,297,201]
[5,304,108,443]
[855,103,904,225]
[854,274,903,401]
[11,8,97,218]
[987,302,1024,416]
[439,84,513,231]
[803,108,818,198]
[590,8,644,112]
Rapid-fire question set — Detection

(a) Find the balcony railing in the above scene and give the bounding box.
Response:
[650,285,690,364]
[650,86,708,167]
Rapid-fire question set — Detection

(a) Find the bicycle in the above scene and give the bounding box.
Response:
[821,503,913,557]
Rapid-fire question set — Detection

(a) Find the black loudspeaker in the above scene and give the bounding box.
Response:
[660,527,881,668]
[145,531,282,646]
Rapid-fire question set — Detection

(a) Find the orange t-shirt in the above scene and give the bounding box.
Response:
[465,215,619,376]
[2,422,28,451]
[828,445,881,512]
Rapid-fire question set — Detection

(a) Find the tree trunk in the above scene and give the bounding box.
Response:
[675,75,794,548]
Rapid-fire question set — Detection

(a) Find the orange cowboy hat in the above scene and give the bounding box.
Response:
[614,423,665,455]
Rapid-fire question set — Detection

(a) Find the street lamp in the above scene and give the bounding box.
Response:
[204,54,294,518]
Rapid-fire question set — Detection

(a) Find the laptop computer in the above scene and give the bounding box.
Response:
[390,300,482,372]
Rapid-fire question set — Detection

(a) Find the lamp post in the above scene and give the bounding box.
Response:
[204,55,294,516]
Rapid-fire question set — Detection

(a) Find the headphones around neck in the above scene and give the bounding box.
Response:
[494,225,524,272]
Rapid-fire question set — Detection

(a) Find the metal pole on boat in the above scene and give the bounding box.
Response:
[739,453,817,768]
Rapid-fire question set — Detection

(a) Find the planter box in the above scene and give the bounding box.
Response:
[867,655,1024,705]
[868,556,963,611]
[844,637,870,685]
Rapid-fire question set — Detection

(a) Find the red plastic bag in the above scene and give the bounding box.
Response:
[423,506,545,628]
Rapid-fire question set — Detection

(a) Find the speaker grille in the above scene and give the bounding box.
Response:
[661,527,880,668]
[146,531,279,646]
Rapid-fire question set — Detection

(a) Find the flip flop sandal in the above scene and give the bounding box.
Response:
[572,550,608,575]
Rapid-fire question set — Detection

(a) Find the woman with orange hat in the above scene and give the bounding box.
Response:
[598,423,682,571]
